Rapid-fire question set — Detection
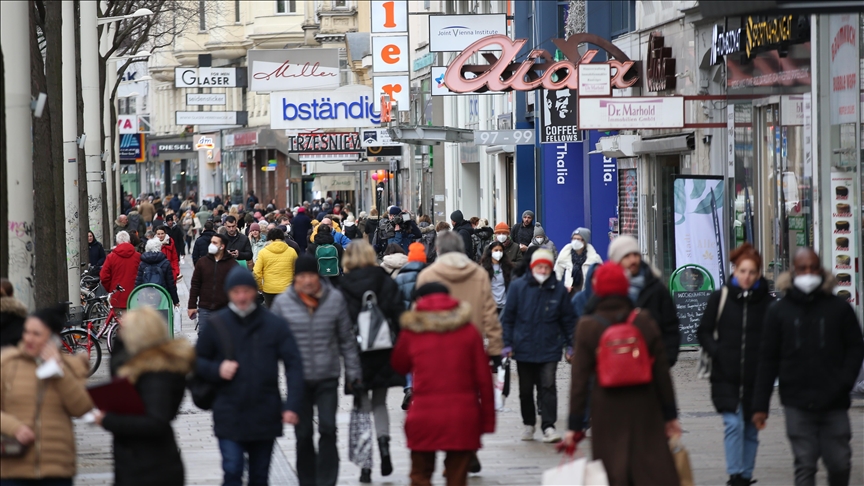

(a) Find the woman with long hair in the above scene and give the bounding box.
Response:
[480,240,513,313]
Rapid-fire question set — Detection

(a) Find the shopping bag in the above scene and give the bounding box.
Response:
[584,459,609,485]
[542,456,586,486]
[173,306,181,334]
[348,407,373,469]
[494,357,510,411]
[670,436,695,486]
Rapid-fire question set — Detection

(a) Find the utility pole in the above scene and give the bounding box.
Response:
[1,1,35,308]
[63,0,81,303]
[81,0,105,244]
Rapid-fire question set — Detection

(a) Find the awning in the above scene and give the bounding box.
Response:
[588,135,641,158]
[632,135,694,155]
[485,145,515,155]
[388,126,474,145]
[341,161,391,171]
[312,174,357,192]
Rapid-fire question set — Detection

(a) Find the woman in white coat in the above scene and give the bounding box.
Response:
[554,227,602,295]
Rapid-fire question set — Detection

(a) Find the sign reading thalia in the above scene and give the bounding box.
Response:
[578,97,684,130]
[270,86,381,129]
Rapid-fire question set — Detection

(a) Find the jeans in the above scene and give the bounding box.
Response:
[722,407,759,479]
[218,438,274,486]
[196,307,213,335]
[296,379,339,486]
[516,361,558,430]
[410,450,474,486]
[263,292,280,308]
[405,373,413,390]
[785,407,852,486]
[358,387,390,438]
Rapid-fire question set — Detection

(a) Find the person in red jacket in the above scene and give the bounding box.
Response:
[154,225,180,280]
[100,231,142,310]
[392,283,495,486]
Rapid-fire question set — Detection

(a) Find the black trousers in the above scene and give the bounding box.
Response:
[785,407,852,486]
[516,361,558,430]
[295,379,339,486]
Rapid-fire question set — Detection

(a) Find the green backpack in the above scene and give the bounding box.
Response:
[315,244,340,276]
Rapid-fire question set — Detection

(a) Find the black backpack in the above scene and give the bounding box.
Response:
[141,263,165,286]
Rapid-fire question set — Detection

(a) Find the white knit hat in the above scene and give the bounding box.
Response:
[607,235,640,263]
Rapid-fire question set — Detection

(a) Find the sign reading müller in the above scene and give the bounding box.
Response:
[579,97,684,130]
[247,49,340,93]
[287,132,363,153]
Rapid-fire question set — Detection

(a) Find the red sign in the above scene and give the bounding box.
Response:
[234,131,258,146]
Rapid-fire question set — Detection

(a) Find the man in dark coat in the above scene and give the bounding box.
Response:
[509,210,535,253]
[450,210,475,260]
[245,190,259,210]
[384,207,422,253]
[195,267,304,486]
[168,193,182,213]
[291,208,313,253]
[608,235,681,366]
[164,214,186,264]
[223,215,253,262]
[752,249,864,486]
[188,234,235,334]
[501,249,576,443]
[192,222,217,265]
[135,238,180,306]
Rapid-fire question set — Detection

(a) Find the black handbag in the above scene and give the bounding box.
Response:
[188,317,234,410]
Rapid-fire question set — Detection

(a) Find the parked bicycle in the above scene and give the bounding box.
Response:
[60,285,124,376]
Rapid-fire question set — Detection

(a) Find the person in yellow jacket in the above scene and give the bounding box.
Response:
[309,217,342,242]
[253,227,298,307]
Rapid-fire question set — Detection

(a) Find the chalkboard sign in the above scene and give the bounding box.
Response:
[673,290,712,346]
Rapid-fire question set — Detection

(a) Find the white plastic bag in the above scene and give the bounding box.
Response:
[542,457,608,486]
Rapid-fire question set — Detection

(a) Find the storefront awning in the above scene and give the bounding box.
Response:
[632,135,694,155]
[588,135,641,158]
[387,126,474,145]
[312,175,356,193]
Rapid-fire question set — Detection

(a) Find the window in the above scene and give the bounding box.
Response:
[424,0,430,10]
[609,0,635,38]
[276,0,296,13]
[332,0,348,8]
[234,0,240,22]
[198,0,206,31]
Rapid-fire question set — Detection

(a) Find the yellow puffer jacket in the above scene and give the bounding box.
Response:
[309,221,342,242]
[253,240,298,294]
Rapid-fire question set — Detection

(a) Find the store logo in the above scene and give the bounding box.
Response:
[745,15,795,58]
[195,137,215,150]
[281,96,380,123]
[437,25,500,37]
[646,32,675,92]
[710,24,742,65]
[120,135,140,149]
[435,72,446,88]
[555,144,568,185]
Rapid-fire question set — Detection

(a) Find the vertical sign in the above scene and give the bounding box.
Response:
[587,130,618,259]
[542,142,585,249]
[803,93,812,177]
[673,176,726,289]
[727,105,735,177]
[830,172,856,305]
[828,14,858,125]
[371,0,408,33]
[371,1,409,112]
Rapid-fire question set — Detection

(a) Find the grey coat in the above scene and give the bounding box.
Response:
[271,284,362,383]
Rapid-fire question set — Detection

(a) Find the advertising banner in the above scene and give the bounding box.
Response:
[586,131,618,259]
[830,172,856,305]
[673,176,726,289]
[579,97,684,130]
[540,89,581,143]
[247,49,340,92]
[270,86,381,129]
[828,14,859,125]
[117,115,138,134]
[428,14,507,52]
[119,134,145,162]
[542,142,585,250]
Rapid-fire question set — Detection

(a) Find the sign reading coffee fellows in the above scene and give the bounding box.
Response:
[830,172,856,304]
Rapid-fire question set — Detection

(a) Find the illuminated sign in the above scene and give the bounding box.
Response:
[711,24,742,66]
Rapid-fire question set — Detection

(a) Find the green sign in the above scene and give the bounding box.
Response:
[127,284,175,335]
[669,265,716,346]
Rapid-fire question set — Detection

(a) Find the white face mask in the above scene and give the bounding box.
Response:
[533,271,550,284]
[491,251,504,261]
[208,243,220,255]
[793,274,822,295]
[228,301,257,318]
[496,234,508,243]
[572,239,584,251]
[535,237,544,245]
[285,224,291,233]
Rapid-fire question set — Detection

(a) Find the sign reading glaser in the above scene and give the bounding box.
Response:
[270,86,381,129]
[579,97,684,130]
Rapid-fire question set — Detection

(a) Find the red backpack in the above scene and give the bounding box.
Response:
[596,308,654,388]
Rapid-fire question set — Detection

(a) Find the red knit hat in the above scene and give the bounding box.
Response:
[592,262,630,298]
[494,222,510,234]
[407,242,427,263]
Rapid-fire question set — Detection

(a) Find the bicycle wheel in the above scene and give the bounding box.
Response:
[59,328,102,377]
[85,301,109,323]
[106,322,119,354]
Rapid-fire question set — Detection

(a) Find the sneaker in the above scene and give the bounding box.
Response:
[542,427,561,443]
[521,425,535,441]
[180,256,185,265]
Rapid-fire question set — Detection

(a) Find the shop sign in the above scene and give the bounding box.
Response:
[371,0,407,34]
[578,97,684,130]
[119,134,145,162]
[269,86,381,129]
[540,89,581,143]
[195,136,215,150]
[780,95,804,126]
[830,172,856,304]
[413,52,434,71]
[361,128,400,147]
[428,14,507,52]
[155,142,193,152]
[174,67,243,88]
[247,49,340,92]
[227,131,258,147]
[373,36,410,73]
[444,33,639,94]
[197,133,221,164]
[373,75,409,111]
[313,175,356,193]
[745,15,796,58]
[117,115,138,134]
[578,64,611,96]
[828,14,858,125]
[646,32,676,92]
[542,142,585,251]
[287,132,363,153]
[710,24,741,66]
[175,111,247,126]
[186,93,226,106]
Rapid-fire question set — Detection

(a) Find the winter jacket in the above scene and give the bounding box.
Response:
[309,221,343,242]
[167,224,185,257]
[392,294,495,451]
[452,220,475,259]
[753,271,864,414]
[224,231,253,262]
[291,213,313,252]
[502,237,522,264]
[168,196,182,213]
[394,262,426,310]
[250,236,267,261]
[0,296,27,348]
[102,339,195,486]
[138,201,156,222]
[344,223,361,240]
[418,223,437,263]
[554,243,602,291]
[339,266,405,390]
[113,221,130,239]
[195,209,212,228]
[100,242,142,309]
[127,211,146,236]
[568,296,679,486]
[135,251,180,305]
[696,277,772,420]
[196,306,304,441]
[570,263,600,319]
[632,261,681,366]
[416,252,504,356]
[270,285,362,383]
[307,232,345,270]
[527,236,558,260]
[472,227,494,261]
[365,216,380,244]
[0,347,93,480]
[387,219,422,252]
[88,240,107,271]
[510,222,534,247]
[253,240,298,294]
[188,253,237,311]
[192,229,216,265]
[501,272,577,363]
[381,253,408,277]
[159,236,180,278]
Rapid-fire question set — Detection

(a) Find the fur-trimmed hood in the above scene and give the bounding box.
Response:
[400,301,472,333]
[0,296,28,318]
[117,339,195,384]
[775,269,836,294]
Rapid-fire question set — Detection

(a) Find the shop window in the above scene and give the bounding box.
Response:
[198,0,206,31]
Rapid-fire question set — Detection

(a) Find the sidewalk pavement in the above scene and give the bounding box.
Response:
[74,258,864,485]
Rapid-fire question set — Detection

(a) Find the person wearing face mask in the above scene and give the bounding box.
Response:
[752,248,864,486]
[554,228,602,295]
[527,224,557,260]
[480,241,514,314]
[697,243,772,486]
[500,249,576,444]
[493,222,523,264]
[188,233,236,334]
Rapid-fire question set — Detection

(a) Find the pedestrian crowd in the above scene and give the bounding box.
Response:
[2,195,863,486]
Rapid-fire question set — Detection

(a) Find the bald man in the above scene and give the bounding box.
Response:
[752,248,864,486]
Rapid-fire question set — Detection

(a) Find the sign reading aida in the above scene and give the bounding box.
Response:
[444,33,639,93]
[270,86,381,129]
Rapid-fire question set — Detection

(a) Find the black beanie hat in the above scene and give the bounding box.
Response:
[224,266,257,292]
[31,304,67,335]
[294,254,319,276]
[450,210,464,224]
[412,282,450,302]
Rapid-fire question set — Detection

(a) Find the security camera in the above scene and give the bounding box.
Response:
[77,134,87,149]
[31,93,47,118]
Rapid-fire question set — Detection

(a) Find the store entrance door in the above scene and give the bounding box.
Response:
[646,154,681,280]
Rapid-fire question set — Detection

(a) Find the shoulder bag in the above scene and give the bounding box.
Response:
[696,286,728,380]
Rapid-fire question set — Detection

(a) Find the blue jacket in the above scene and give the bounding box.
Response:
[393,261,426,309]
[195,306,304,442]
[502,272,577,363]
[332,231,351,248]
[571,263,600,319]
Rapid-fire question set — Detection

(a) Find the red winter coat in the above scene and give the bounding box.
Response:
[392,293,495,452]
[100,243,141,309]
[160,236,180,279]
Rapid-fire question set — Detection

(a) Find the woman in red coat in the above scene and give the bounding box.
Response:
[392,283,495,486]
[154,225,180,280]
[100,231,142,310]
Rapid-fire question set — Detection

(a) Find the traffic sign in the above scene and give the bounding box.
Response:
[473,130,535,145]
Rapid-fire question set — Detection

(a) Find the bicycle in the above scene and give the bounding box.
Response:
[60,285,124,376]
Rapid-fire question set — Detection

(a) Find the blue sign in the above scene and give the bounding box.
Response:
[270,88,381,129]
[119,134,144,162]
[586,130,619,260]
[542,141,585,251]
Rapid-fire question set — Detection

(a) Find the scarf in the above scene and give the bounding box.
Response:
[297,292,319,313]
[570,247,587,290]
[628,270,646,304]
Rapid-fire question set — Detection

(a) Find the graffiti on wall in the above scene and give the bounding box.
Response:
[66,209,80,269]
[7,220,35,308]
[88,194,103,242]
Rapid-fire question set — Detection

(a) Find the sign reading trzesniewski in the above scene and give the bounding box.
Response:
[287,132,363,153]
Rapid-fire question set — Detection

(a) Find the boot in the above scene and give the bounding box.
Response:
[379,435,393,476]
[468,453,481,473]
[727,474,741,486]
[402,387,412,410]
[360,468,372,483]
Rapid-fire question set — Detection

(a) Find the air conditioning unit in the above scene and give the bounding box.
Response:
[590,135,640,158]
